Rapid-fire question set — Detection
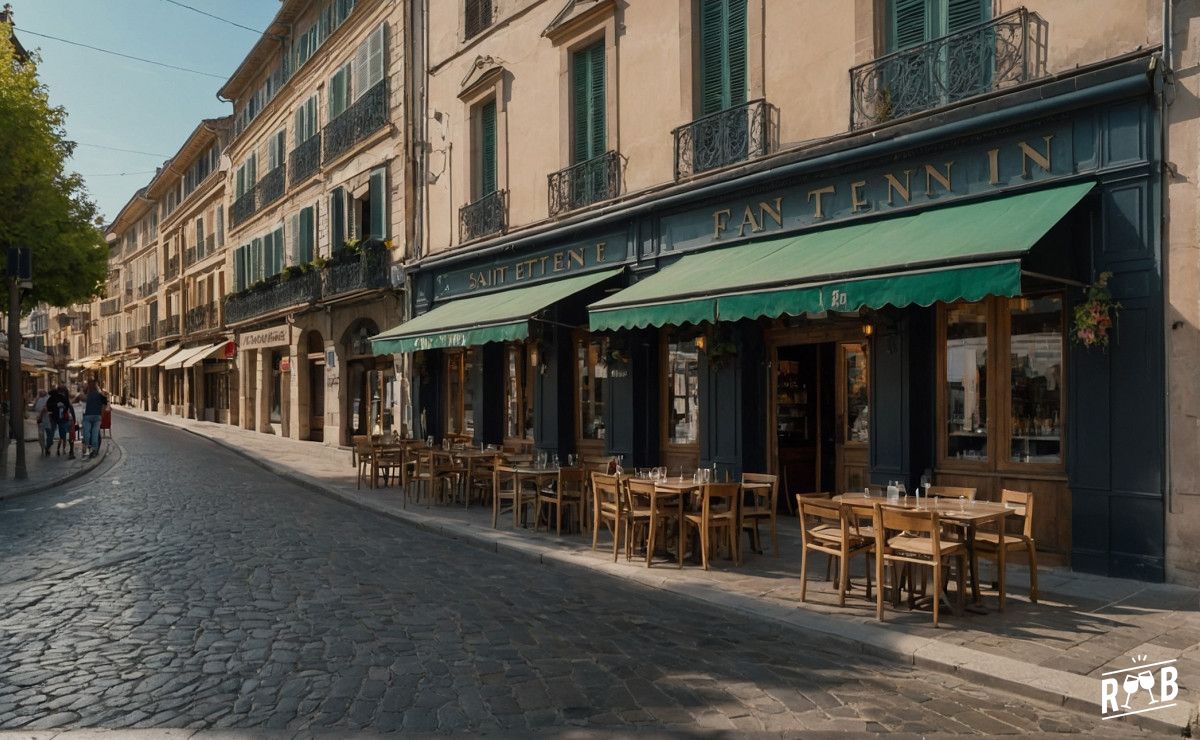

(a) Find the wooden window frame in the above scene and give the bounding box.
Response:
[936,293,1067,474]
[660,328,701,466]
[574,332,607,455]
[502,342,534,445]
[443,348,475,438]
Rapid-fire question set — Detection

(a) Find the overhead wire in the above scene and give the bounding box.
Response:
[12,26,227,79]
[158,0,265,36]
[72,142,171,158]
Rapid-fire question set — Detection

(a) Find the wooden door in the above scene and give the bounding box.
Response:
[836,341,870,494]
[308,355,325,442]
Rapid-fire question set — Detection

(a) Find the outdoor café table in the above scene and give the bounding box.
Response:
[834,493,1012,611]
[507,465,581,525]
[453,449,502,506]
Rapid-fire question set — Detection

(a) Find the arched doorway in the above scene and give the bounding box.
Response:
[306,330,325,442]
[343,319,392,442]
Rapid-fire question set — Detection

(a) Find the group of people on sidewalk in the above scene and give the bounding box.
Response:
[29,379,109,460]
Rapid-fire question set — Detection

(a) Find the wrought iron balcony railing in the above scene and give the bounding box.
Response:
[224,269,321,325]
[165,254,180,280]
[185,302,219,334]
[100,297,122,316]
[137,278,159,299]
[229,165,287,228]
[136,324,157,345]
[290,133,322,185]
[459,189,507,243]
[158,315,180,338]
[185,246,196,267]
[322,240,392,299]
[673,98,776,180]
[850,8,1036,130]
[548,151,621,217]
[105,332,121,353]
[323,81,388,163]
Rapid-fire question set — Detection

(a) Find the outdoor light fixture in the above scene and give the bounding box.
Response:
[862,322,874,337]
[694,334,707,351]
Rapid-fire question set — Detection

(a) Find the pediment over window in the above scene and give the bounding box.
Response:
[458,55,508,101]
[542,0,615,44]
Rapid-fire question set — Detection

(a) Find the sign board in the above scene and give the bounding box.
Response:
[237,324,292,351]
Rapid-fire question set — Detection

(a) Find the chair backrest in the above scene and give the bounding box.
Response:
[353,435,372,455]
[742,472,778,509]
[1000,488,1034,538]
[503,439,533,454]
[625,478,656,509]
[876,505,941,550]
[796,496,843,545]
[928,485,977,500]
[795,491,832,500]
[591,472,622,510]
[583,455,617,474]
[700,482,740,518]
[557,467,587,496]
[504,452,533,465]
[493,465,517,493]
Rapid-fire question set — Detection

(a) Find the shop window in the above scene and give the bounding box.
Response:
[842,342,869,444]
[944,302,989,461]
[1008,294,1063,463]
[577,336,606,440]
[663,330,700,446]
[503,343,535,441]
[445,349,476,438]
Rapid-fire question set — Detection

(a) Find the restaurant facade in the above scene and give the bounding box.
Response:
[378,40,1166,581]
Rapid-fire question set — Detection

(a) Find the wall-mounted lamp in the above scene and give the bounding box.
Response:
[693,334,707,352]
[861,322,874,337]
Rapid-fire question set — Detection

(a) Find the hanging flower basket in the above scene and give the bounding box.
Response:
[1072,271,1118,349]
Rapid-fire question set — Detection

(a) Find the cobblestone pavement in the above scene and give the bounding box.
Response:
[0,416,1149,735]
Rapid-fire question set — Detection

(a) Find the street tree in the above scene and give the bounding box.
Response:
[0,19,107,308]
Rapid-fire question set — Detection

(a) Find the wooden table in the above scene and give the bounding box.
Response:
[835,494,1012,611]
[453,449,502,506]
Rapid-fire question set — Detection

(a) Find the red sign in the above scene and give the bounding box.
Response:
[221,341,237,360]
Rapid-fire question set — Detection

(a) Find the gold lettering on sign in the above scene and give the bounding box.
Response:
[924,162,953,196]
[987,148,1000,185]
[759,198,783,229]
[884,171,912,205]
[1018,135,1053,178]
[553,252,565,272]
[570,247,586,268]
[712,208,732,239]
[808,185,835,219]
[594,242,606,263]
[515,261,527,280]
[736,205,762,236]
[850,181,870,213]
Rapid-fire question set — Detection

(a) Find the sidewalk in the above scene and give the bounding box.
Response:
[1,416,109,500]
[117,406,1199,734]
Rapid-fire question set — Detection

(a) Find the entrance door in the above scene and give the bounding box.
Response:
[836,342,870,493]
[307,331,325,442]
[773,344,835,496]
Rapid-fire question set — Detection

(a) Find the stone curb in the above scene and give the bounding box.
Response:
[117,409,1197,736]
[0,441,114,502]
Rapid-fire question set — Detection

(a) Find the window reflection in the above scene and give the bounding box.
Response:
[1009,294,1063,463]
[945,303,988,460]
[504,344,534,440]
[445,349,475,437]
[842,342,869,443]
[665,331,699,446]
[578,337,606,440]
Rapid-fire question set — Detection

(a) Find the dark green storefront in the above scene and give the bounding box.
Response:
[378,55,1165,581]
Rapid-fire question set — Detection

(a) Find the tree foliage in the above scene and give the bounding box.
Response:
[0,21,107,310]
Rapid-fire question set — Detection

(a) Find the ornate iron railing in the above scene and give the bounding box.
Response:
[673,98,775,180]
[136,324,157,345]
[185,246,197,267]
[547,151,621,217]
[100,298,122,316]
[124,331,136,348]
[231,190,256,227]
[204,233,216,258]
[850,9,1035,129]
[137,278,159,299]
[224,269,321,325]
[105,332,121,353]
[158,315,180,338]
[322,240,392,299]
[459,189,507,243]
[165,254,180,280]
[324,81,389,163]
[290,133,322,185]
[185,303,219,334]
[228,165,286,228]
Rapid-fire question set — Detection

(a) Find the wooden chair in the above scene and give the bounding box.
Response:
[467,454,499,508]
[927,485,977,500]
[354,437,375,489]
[796,496,873,606]
[492,466,519,528]
[373,445,405,489]
[582,455,617,474]
[504,452,534,466]
[351,434,369,469]
[431,450,467,505]
[741,473,780,557]
[537,467,587,535]
[408,449,437,505]
[974,489,1037,606]
[682,482,741,570]
[623,478,682,568]
[872,504,967,628]
[591,472,624,561]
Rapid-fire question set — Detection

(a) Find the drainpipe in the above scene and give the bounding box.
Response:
[1160,1,1174,521]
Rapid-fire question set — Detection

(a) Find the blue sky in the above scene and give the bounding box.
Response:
[12,1,280,222]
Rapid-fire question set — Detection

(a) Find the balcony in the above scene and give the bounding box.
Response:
[137,278,159,299]
[165,254,180,280]
[185,246,196,267]
[158,315,180,339]
[459,189,507,243]
[673,98,776,180]
[224,269,321,325]
[104,332,121,353]
[185,303,219,334]
[290,133,322,185]
[548,151,621,217]
[323,81,388,163]
[124,331,136,348]
[136,324,157,345]
[322,240,392,300]
[850,8,1037,130]
[204,234,216,259]
[100,297,122,316]
[229,165,287,228]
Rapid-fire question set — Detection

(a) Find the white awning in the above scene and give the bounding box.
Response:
[182,341,233,369]
[66,354,102,369]
[163,345,213,370]
[131,346,180,369]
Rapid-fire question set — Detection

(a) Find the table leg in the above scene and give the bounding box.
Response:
[967,525,980,603]
[998,532,1006,611]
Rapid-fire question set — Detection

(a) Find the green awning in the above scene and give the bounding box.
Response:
[589,182,1094,331]
[372,268,621,354]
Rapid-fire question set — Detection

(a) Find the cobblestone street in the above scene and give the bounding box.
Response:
[0,416,1147,734]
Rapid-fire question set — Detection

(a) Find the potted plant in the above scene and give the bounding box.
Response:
[1072,271,1118,349]
[706,325,738,368]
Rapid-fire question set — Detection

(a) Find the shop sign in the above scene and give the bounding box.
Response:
[237,325,292,351]
[434,229,625,299]
[663,124,1074,253]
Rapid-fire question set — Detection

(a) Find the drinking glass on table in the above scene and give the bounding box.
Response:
[551,453,560,468]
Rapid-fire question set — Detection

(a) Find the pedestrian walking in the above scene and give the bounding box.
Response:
[81,378,108,459]
[31,389,49,455]
[47,385,76,458]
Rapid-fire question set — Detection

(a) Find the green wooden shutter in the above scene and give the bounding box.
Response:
[274,228,284,275]
[479,100,497,195]
[369,168,386,239]
[330,187,345,250]
[946,0,987,33]
[299,207,314,263]
[571,41,606,163]
[889,0,928,51]
[725,0,747,107]
[698,0,747,115]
